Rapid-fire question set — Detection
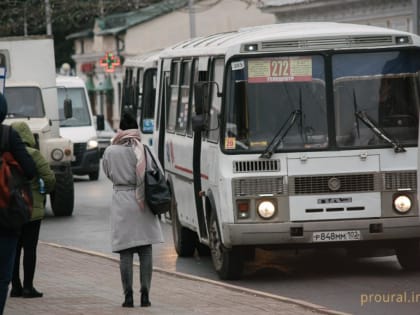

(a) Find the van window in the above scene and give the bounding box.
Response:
[58,87,91,127]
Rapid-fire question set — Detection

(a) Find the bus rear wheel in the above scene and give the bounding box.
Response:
[209,211,243,280]
[171,197,196,257]
[396,239,420,271]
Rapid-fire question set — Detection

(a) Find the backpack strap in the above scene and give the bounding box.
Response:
[0,124,10,153]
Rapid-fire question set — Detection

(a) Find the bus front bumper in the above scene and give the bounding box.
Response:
[224,217,420,247]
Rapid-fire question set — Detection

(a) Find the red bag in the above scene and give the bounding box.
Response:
[0,125,33,231]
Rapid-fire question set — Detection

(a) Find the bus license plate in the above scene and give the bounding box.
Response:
[312,230,361,242]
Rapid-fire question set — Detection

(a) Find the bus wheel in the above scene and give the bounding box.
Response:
[209,211,243,280]
[396,240,420,271]
[171,197,196,257]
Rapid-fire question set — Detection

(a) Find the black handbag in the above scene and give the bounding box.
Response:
[144,145,171,215]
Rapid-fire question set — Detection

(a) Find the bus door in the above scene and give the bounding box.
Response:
[156,59,171,168]
[192,56,212,241]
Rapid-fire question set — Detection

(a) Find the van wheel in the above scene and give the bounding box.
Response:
[396,240,420,271]
[89,170,99,181]
[50,167,74,216]
[209,211,243,280]
[172,197,196,257]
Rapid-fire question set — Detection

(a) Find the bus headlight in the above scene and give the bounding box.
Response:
[87,139,98,150]
[257,200,276,219]
[393,195,412,213]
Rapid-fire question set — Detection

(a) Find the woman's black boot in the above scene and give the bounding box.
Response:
[122,291,134,307]
[141,290,151,307]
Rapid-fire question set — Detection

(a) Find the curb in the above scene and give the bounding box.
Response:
[40,241,350,315]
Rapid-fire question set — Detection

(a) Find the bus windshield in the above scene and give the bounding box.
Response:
[225,55,327,152]
[334,50,420,148]
[4,87,45,118]
[58,87,92,127]
[225,50,420,153]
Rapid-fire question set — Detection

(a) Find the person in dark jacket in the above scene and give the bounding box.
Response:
[10,121,56,299]
[0,93,36,315]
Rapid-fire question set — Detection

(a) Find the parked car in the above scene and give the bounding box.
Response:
[93,115,116,157]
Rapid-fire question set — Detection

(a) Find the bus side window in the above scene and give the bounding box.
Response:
[187,59,199,136]
[167,61,180,132]
[121,68,133,110]
[135,68,143,119]
[176,60,191,134]
[207,58,224,142]
[156,71,170,131]
[140,69,157,134]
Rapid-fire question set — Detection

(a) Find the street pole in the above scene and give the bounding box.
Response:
[189,0,196,38]
[413,0,420,34]
[45,0,52,36]
[23,3,28,36]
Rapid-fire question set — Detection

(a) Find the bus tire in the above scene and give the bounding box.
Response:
[171,197,196,257]
[50,167,74,216]
[396,239,420,271]
[209,211,243,280]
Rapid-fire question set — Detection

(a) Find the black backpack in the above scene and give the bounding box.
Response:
[0,125,33,232]
[144,145,171,215]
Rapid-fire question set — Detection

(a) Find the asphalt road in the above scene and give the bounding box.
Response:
[40,168,420,315]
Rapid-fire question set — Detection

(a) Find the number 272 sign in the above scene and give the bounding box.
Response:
[247,56,312,83]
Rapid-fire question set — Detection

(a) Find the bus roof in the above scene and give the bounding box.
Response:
[123,49,162,69]
[159,22,420,58]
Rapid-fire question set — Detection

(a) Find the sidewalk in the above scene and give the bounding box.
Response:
[4,242,348,315]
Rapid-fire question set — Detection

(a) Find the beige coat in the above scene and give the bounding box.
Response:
[102,144,163,252]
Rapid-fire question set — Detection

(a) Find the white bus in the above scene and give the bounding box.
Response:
[153,23,420,279]
[120,50,161,147]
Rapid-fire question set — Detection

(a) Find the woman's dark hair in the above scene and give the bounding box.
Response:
[119,111,138,130]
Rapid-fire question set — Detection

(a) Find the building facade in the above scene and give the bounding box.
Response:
[258,0,414,32]
[66,0,275,128]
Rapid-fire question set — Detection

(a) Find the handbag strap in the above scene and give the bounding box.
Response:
[144,145,163,173]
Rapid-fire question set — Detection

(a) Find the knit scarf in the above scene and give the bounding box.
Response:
[112,129,146,209]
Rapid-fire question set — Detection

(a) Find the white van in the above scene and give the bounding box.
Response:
[1,36,74,216]
[56,75,100,180]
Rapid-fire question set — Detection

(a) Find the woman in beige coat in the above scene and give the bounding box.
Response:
[102,112,163,308]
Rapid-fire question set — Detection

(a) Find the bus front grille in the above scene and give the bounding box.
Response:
[233,159,280,173]
[383,171,417,191]
[291,173,378,195]
[233,177,284,196]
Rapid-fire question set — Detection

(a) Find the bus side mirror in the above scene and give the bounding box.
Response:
[63,98,73,119]
[96,114,105,131]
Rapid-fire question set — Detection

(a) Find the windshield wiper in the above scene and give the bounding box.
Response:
[355,110,406,153]
[260,110,301,159]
